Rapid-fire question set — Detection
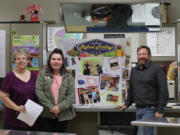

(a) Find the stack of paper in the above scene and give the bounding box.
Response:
[17,99,43,126]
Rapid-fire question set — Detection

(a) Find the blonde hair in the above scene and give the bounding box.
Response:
[13,48,29,61]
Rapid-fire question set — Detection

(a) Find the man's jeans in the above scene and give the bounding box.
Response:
[136,107,156,135]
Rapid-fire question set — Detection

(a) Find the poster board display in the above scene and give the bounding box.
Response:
[12,35,40,71]
[58,38,132,108]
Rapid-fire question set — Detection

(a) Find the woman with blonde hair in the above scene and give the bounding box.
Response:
[0,48,37,130]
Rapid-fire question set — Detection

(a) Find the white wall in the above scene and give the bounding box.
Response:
[158,0,180,22]
[0,0,60,22]
[166,0,180,22]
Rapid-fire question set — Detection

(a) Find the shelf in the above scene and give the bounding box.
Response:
[60,0,161,4]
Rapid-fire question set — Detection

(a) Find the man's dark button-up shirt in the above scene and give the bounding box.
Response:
[125,61,169,113]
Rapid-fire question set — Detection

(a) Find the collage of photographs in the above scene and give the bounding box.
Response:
[60,38,131,107]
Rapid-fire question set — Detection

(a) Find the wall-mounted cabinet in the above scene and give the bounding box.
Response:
[60,1,162,33]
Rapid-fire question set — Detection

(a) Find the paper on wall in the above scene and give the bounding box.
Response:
[17,99,43,126]
[131,4,145,23]
[145,3,160,26]
[0,30,6,77]
[147,27,175,56]
[178,45,180,62]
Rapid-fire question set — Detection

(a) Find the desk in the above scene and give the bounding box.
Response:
[0,129,76,135]
[131,117,180,135]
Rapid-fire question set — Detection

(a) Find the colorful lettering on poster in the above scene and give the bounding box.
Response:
[77,39,116,56]
[12,35,39,47]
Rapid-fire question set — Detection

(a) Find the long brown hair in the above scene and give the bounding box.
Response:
[47,48,66,75]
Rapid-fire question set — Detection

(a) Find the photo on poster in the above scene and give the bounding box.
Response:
[107,94,119,103]
[100,74,120,91]
[102,91,121,105]
[64,56,70,67]
[121,80,129,103]
[99,91,121,106]
[122,68,130,80]
[109,57,119,70]
[86,76,99,88]
[78,86,100,105]
[67,69,76,83]
[82,58,103,76]
[121,89,127,103]
[65,56,81,69]
[125,54,130,67]
[126,80,130,90]
[71,57,76,65]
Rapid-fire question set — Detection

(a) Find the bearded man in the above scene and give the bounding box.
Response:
[116,45,169,135]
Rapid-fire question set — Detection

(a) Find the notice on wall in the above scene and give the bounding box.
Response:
[178,45,180,62]
[47,27,83,51]
[145,3,160,26]
[131,4,145,23]
[147,27,175,56]
[0,30,6,77]
[12,35,40,71]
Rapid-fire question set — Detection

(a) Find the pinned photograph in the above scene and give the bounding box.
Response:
[125,55,130,67]
[64,57,69,67]
[78,87,100,105]
[82,58,103,76]
[122,68,129,80]
[109,57,119,70]
[100,74,120,91]
[122,89,127,103]
[86,76,99,87]
[64,55,72,67]
[67,69,75,83]
[71,57,76,65]
[107,94,119,103]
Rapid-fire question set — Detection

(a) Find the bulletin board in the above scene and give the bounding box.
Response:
[58,38,132,108]
[46,26,143,108]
